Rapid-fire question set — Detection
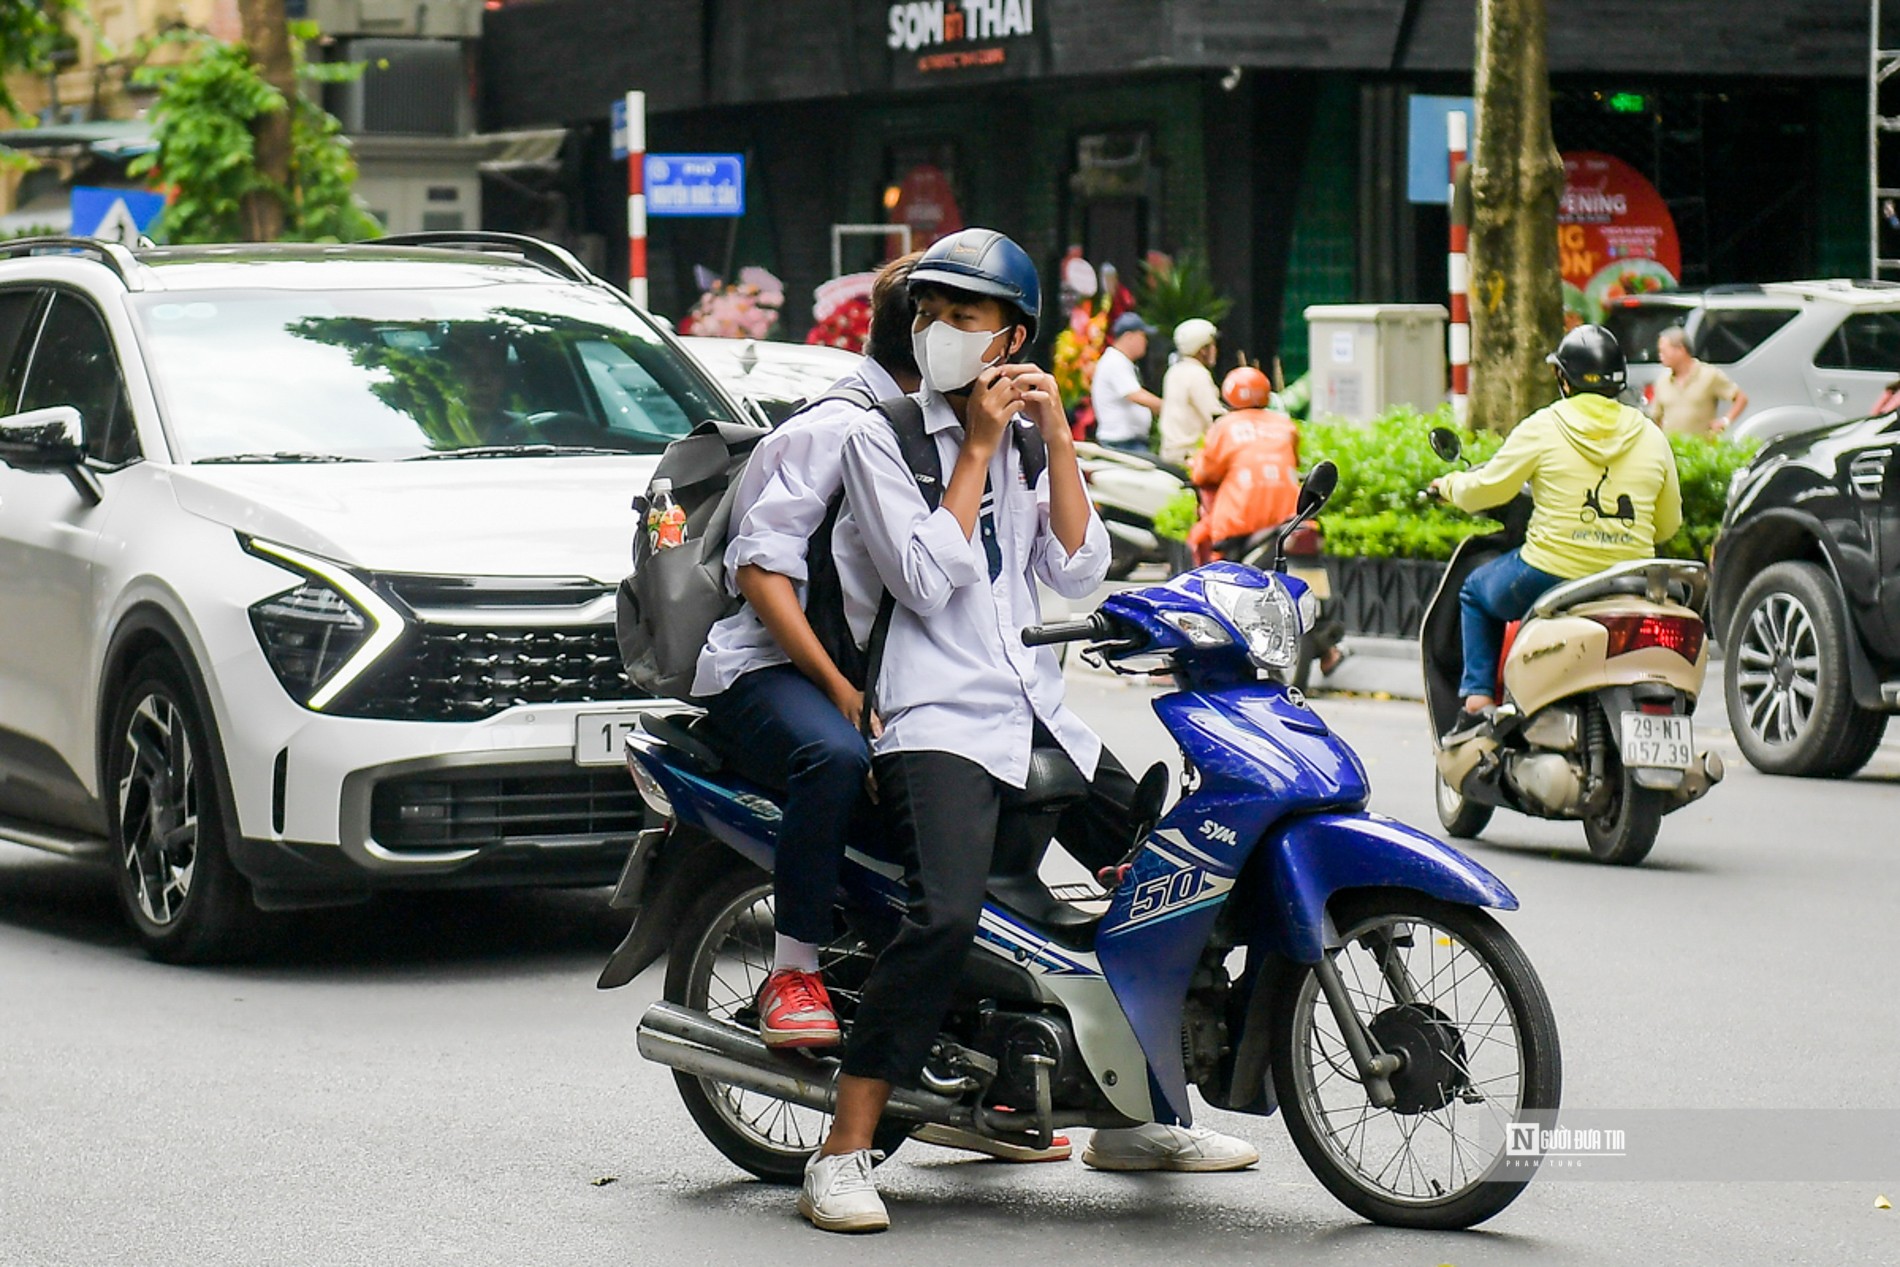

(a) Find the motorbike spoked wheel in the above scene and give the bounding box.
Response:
[1270,892,1561,1230]
[1434,767,1493,839]
[663,868,908,1184]
[1582,763,1665,866]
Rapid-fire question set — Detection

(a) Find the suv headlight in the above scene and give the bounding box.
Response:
[245,539,404,709]
[1205,577,1301,670]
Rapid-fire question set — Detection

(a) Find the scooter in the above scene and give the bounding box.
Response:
[1423,427,1724,866]
[601,463,1562,1231]
[1076,440,1187,580]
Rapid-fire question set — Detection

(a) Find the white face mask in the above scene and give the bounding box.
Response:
[912,320,1006,395]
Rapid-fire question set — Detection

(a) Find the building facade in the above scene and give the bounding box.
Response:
[479,1,1863,374]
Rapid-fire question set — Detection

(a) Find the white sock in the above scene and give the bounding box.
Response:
[774,934,820,974]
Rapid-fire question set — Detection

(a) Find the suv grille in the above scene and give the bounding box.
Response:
[343,624,637,721]
[371,769,646,853]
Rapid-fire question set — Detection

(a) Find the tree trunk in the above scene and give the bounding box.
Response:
[237,0,293,241]
[1467,0,1564,432]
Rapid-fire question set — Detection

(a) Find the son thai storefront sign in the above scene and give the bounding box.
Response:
[884,0,1045,83]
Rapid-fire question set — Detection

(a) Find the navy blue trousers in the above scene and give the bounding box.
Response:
[704,664,870,946]
[1458,548,1564,698]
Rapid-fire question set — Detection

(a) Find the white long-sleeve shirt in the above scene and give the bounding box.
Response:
[690,357,902,697]
[836,389,1111,787]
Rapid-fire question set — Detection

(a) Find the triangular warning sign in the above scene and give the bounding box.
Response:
[94,198,143,246]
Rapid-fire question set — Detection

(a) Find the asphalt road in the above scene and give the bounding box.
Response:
[3,678,1899,1267]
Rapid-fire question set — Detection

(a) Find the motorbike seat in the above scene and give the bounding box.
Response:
[638,711,726,778]
[987,747,1099,951]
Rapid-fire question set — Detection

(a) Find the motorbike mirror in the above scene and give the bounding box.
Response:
[1296,461,1338,518]
[1428,427,1464,464]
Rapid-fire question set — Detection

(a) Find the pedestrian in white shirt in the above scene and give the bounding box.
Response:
[798,229,1257,1237]
[692,253,922,1054]
[1159,317,1224,465]
[1090,312,1163,456]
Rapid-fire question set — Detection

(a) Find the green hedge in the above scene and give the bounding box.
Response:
[1154,404,1755,562]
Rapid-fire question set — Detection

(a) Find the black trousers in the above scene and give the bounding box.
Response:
[841,732,1140,1089]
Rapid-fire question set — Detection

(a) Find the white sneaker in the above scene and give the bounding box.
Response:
[797,1149,889,1233]
[1082,1123,1260,1173]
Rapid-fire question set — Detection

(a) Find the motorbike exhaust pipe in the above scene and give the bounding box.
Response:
[636,1002,974,1127]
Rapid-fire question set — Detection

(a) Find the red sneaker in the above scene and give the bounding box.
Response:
[757,969,840,1050]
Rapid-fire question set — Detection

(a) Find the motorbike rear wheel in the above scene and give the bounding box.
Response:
[1582,765,1664,866]
[1270,891,1561,1230]
[663,867,909,1184]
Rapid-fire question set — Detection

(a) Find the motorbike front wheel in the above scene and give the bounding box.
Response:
[1270,892,1561,1230]
[663,867,908,1184]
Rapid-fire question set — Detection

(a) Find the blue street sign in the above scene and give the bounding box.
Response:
[610,97,629,161]
[70,186,166,243]
[644,154,745,218]
[1407,96,1476,205]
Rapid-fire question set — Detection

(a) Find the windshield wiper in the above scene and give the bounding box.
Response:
[197,451,368,464]
[404,444,628,460]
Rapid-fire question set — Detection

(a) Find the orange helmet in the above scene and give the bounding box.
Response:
[1221,366,1271,410]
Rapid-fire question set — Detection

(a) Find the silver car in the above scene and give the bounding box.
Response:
[1605,280,1900,444]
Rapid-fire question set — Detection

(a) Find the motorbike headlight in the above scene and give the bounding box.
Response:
[1205,577,1302,671]
[245,539,404,709]
[1160,611,1232,648]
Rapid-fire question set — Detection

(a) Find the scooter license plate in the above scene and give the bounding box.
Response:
[1620,712,1693,770]
[1289,566,1331,600]
[576,710,648,767]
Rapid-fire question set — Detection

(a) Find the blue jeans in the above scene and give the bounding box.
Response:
[1100,437,1155,459]
[1458,549,1564,699]
[704,664,870,945]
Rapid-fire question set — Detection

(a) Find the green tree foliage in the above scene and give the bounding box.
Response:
[1135,252,1233,345]
[128,23,379,243]
[1155,404,1754,562]
[0,0,86,119]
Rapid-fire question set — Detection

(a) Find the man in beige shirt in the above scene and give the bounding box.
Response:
[1650,326,1747,436]
[1159,317,1224,464]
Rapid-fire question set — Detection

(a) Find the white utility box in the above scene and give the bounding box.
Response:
[1303,304,1448,422]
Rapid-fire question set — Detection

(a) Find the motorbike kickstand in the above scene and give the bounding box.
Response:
[1313,953,1401,1109]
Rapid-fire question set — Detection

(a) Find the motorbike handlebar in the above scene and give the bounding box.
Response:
[1021,613,1112,647]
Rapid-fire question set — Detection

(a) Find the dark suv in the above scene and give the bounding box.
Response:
[1712,414,1898,776]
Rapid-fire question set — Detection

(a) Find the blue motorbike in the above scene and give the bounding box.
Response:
[600,464,1561,1230]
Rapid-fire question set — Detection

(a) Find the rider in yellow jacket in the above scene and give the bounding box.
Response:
[1429,325,1682,744]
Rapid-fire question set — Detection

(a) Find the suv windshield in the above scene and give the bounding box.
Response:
[131,283,735,462]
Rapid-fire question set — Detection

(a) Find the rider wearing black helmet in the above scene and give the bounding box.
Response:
[1429,324,1683,745]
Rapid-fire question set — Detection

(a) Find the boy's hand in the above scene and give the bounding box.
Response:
[830,684,883,739]
[999,365,1071,445]
[966,366,1025,453]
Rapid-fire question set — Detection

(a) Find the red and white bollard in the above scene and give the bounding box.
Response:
[1447,109,1470,426]
[626,90,648,309]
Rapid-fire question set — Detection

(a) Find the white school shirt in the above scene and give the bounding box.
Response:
[1090,344,1152,443]
[690,357,903,697]
[835,389,1112,788]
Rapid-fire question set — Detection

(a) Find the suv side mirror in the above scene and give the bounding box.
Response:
[0,406,102,504]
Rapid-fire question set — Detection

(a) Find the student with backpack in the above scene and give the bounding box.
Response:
[801,229,1257,1234]
[689,254,925,1053]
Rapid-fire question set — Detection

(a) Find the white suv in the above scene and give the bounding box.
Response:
[0,234,739,961]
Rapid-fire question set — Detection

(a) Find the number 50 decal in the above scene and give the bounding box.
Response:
[1127,867,1208,919]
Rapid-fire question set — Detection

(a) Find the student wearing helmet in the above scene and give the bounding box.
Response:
[1159,316,1224,465]
[802,229,1257,1234]
[1428,325,1683,744]
[1187,366,1299,560]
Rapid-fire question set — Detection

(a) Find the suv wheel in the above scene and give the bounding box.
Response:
[1725,562,1888,778]
[108,652,259,963]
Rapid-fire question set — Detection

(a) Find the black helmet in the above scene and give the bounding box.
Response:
[907,228,1041,339]
[1546,325,1627,398]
